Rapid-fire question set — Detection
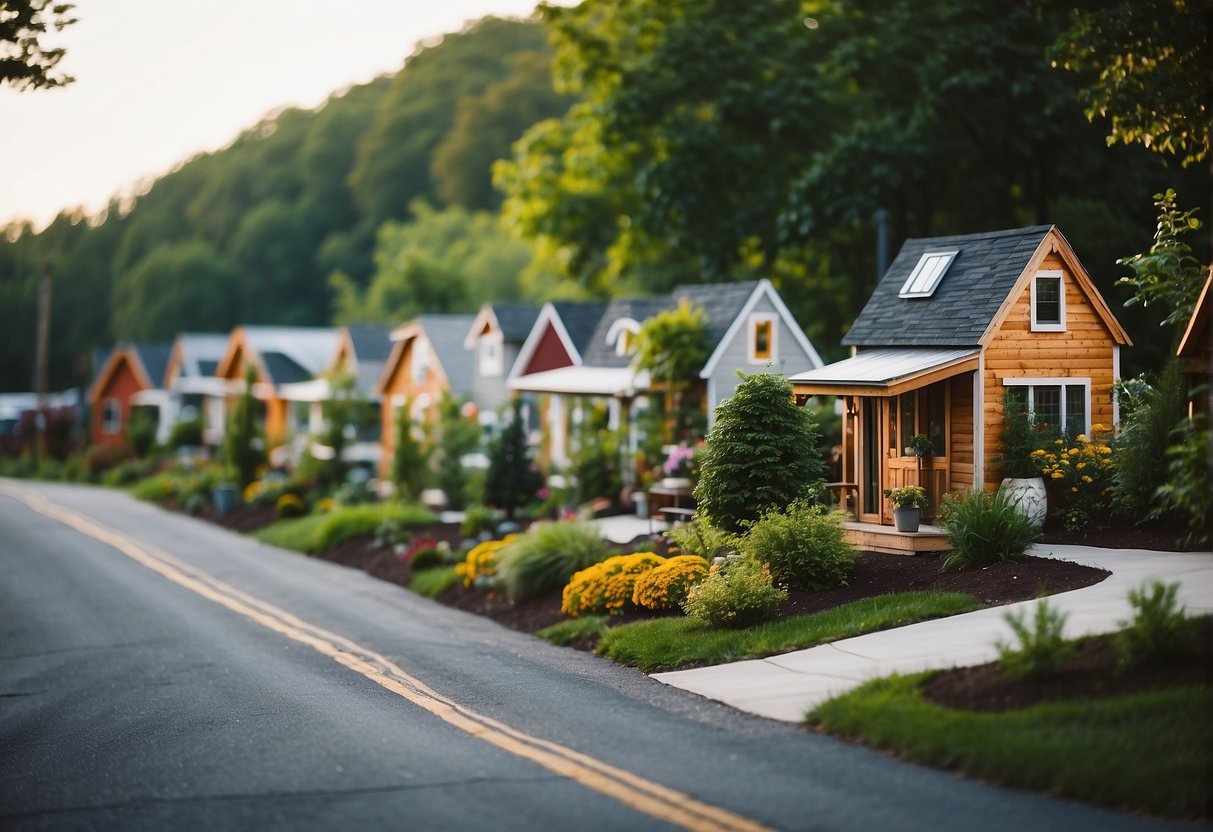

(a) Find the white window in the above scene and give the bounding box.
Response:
[898,250,958,298]
[479,333,503,377]
[101,398,121,434]
[606,318,641,357]
[1031,270,1066,332]
[1004,377,1090,437]
[748,314,777,363]
[411,339,429,384]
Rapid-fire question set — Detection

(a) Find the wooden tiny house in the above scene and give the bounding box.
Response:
[88,343,172,447]
[791,225,1131,528]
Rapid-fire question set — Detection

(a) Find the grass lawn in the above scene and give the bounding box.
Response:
[807,673,1210,819]
[410,566,460,598]
[253,503,436,553]
[537,615,610,647]
[596,591,982,672]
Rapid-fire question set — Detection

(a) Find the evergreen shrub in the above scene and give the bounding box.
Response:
[681,558,786,629]
[739,500,853,590]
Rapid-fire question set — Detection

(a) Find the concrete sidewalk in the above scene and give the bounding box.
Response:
[650,543,1213,723]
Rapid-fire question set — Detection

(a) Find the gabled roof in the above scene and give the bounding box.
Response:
[1177,267,1212,360]
[216,326,340,387]
[337,325,395,397]
[463,303,541,349]
[88,342,173,401]
[582,297,668,368]
[382,315,477,397]
[509,301,609,378]
[686,279,824,377]
[166,333,228,386]
[845,226,1054,347]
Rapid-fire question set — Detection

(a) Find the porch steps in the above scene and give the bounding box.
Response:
[843,521,950,555]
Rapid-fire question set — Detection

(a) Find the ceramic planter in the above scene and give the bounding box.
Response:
[999,476,1048,528]
[893,506,921,533]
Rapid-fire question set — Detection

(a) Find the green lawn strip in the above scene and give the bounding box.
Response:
[807,674,1210,819]
[252,503,436,553]
[410,566,460,598]
[537,615,610,647]
[597,591,982,672]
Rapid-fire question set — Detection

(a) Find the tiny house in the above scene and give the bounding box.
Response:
[790,225,1131,526]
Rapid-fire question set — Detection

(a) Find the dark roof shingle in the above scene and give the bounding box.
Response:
[843,226,1052,348]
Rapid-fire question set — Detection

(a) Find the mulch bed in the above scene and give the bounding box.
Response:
[922,616,1213,712]
[1039,513,1191,552]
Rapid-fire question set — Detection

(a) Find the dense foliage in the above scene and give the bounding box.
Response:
[938,488,1042,570]
[694,373,825,532]
[681,558,786,629]
[484,400,544,520]
[738,501,852,591]
[497,520,609,603]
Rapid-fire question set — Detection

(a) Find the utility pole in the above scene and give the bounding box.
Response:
[35,257,52,455]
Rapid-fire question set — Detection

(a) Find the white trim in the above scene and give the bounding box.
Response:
[478,331,504,378]
[101,397,121,434]
[606,317,641,357]
[550,395,568,468]
[1112,344,1121,428]
[463,304,500,350]
[747,313,778,365]
[706,377,717,430]
[1002,376,1092,435]
[1030,270,1066,332]
[411,337,429,385]
[898,250,958,298]
[701,279,824,378]
[974,356,984,491]
[508,303,584,381]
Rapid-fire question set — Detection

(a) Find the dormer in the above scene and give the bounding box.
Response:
[606,317,641,357]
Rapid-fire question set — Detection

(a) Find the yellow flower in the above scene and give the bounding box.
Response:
[1071,487,1078,492]
[1052,472,1064,479]
[1076,462,1086,470]
[1076,434,1087,443]
[1081,475,1093,483]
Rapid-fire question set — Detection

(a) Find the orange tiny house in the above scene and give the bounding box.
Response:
[791,225,1131,527]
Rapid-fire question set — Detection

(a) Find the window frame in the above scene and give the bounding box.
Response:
[1003,377,1090,437]
[748,313,777,364]
[898,250,959,298]
[411,338,429,385]
[478,332,504,378]
[1030,270,1066,332]
[101,398,121,434]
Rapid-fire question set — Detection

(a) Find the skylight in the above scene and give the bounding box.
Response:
[898,250,958,298]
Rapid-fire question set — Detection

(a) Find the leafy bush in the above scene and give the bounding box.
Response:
[455,536,517,587]
[1155,417,1210,550]
[275,493,306,518]
[498,520,610,602]
[632,555,709,610]
[695,372,826,532]
[996,601,1073,680]
[407,541,447,571]
[1116,581,1196,668]
[81,443,134,481]
[997,391,1052,478]
[663,517,736,561]
[102,458,154,487]
[181,491,209,516]
[410,566,460,599]
[739,500,853,590]
[253,503,436,553]
[224,367,266,489]
[1034,426,1116,534]
[167,418,204,449]
[938,488,1041,570]
[390,401,432,503]
[561,553,666,617]
[1114,361,1189,518]
[681,558,787,629]
[460,505,498,538]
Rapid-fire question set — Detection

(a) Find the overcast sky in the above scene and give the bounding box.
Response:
[1,0,559,230]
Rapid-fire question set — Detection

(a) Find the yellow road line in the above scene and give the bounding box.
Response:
[4,487,774,832]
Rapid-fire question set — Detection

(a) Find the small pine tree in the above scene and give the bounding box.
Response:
[433,393,482,510]
[694,372,825,532]
[224,366,266,489]
[391,400,432,502]
[485,399,544,520]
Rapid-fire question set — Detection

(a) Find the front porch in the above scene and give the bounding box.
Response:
[842,520,950,555]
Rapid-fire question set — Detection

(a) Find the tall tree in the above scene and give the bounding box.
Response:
[1,0,75,90]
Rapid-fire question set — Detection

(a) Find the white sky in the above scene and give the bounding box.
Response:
[0,0,557,230]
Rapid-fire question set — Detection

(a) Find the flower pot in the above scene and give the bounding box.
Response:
[999,477,1048,528]
[893,507,921,533]
[211,483,238,517]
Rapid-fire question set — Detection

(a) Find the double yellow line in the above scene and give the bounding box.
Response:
[5,487,773,832]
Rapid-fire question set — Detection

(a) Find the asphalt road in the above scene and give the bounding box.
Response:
[0,480,1181,831]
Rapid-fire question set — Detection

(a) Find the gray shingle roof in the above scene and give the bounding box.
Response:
[492,304,541,344]
[345,325,394,363]
[550,301,608,360]
[582,297,669,368]
[416,315,477,398]
[131,343,173,389]
[672,281,762,347]
[843,226,1053,348]
[260,351,311,385]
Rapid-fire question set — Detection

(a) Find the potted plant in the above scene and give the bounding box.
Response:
[996,392,1048,528]
[884,485,927,532]
[660,442,697,489]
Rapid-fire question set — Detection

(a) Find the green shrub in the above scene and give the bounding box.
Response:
[411,566,460,598]
[497,520,610,602]
[663,517,736,560]
[681,558,787,629]
[484,399,544,520]
[460,505,498,538]
[408,545,446,571]
[1116,581,1196,668]
[1114,361,1188,518]
[561,552,666,617]
[167,418,204,448]
[254,503,436,553]
[996,601,1073,680]
[938,488,1041,570]
[694,372,826,532]
[1155,417,1211,550]
[275,492,307,518]
[182,491,209,516]
[632,555,709,610]
[739,500,852,590]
